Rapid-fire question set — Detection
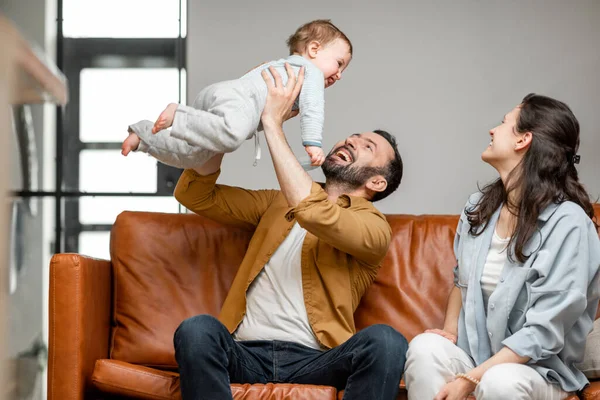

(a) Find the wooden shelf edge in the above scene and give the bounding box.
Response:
[1,13,68,105]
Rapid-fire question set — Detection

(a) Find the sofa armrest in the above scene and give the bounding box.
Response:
[48,254,112,400]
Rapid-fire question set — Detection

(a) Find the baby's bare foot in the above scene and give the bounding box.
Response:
[152,103,178,134]
[121,129,141,156]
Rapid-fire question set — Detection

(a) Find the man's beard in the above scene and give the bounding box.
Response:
[321,157,385,191]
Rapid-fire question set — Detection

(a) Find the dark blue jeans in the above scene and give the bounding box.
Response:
[173,315,407,400]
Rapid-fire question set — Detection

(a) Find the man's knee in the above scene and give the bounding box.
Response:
[360,324,408,364]
[477,364,527,399]
[174,314,226,352]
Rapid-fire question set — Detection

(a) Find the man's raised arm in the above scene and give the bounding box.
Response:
[259,65,391,266]
[174,154,278,231]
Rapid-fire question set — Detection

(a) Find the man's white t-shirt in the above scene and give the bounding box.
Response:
[233,222,321,349]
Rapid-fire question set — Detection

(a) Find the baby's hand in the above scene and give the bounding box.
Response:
[305,146,325,166]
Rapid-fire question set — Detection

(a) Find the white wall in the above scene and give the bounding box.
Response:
[188,0,600,215]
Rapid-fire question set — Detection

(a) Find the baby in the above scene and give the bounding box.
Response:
[122,19,352,170]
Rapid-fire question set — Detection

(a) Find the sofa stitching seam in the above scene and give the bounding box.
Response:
[50,257,56,400]
[91,378,172,400]
[97,361,176,382]
[74,257,80,398]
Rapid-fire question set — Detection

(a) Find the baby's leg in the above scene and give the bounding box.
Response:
[121,129,141,156]
[127,120,217,169]
[170,85,258,154]
[152,103,179,134]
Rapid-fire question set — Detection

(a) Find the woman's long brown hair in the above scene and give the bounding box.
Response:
[466,93,597,263]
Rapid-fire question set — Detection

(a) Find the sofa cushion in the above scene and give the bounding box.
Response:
[337,379,407,399]
[595,204,600,322]
[581,379,600,400]
[354,215,459,341]
[577,319,600,380]
[92,359,337,400]
[231,383,337,399]
[92,359,180,399]
[109,212,253,367]
[337,385,578,400]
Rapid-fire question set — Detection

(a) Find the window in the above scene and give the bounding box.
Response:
[79,150,158,193]
[62,0,184,38]
[53,0,187,257]
[79,68,180,143]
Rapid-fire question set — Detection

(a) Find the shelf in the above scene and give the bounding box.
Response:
[1,14,68,105]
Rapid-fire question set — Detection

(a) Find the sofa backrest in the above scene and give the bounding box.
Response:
[354,214,458,341]
[109,212,252,368]
[108,204,600,368]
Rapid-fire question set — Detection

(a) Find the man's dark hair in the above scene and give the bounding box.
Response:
[371,129,403,202]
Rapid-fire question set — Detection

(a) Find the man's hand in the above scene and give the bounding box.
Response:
[305,146,325,166]
[425,329,458,345]
[434,378,475,400]
[245,61,268,75]
[248,62,299,121]
[259,63,312,207]
[286,109,300,122]
[260,64,305,129]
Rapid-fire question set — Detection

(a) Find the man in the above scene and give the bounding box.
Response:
[173,64,407,399]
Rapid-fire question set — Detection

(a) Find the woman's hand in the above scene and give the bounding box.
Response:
[260,63,305,129]
[425,329,458,345]
[433,378,475,400]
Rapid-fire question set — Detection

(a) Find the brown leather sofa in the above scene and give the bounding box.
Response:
[48,204,600,400]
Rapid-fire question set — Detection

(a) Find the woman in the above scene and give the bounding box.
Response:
[404,93,600,400]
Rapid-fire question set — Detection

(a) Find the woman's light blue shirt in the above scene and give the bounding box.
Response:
[454,193,600,392]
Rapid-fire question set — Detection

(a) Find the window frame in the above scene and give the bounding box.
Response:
[14,0,187,255]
